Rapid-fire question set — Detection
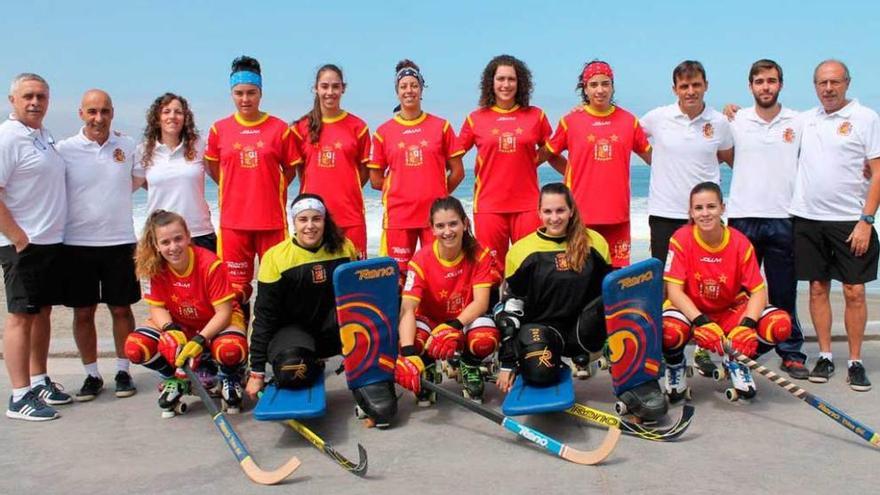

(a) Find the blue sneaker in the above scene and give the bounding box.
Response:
[6,391,59,421]
[32,377,73,405]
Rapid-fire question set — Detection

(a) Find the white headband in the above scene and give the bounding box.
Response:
[291,197,326,218]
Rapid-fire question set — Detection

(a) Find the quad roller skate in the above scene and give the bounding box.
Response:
[723,355,756,401]
[416,362,442,407]
[664,360,692,403]
[158,376,190,419]
[218,371,243,414]
[615,380,668,424]
[692,347,719,378]
[442,355,461,382]
[459,360,485,403]
[353,381,398,429]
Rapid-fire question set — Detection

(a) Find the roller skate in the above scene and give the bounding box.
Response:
[723,355,756,401]
[353,381,398,429]
[459,360,485,403]
[218,371,243,414]
[615,380,668,423]
[416,362,442,407]
[442,355,461,382]
[664,360,692,403]
[158,377,190,419]
[692,347,718,378]
[572,354,594,380]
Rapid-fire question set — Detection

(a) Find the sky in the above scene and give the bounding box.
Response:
[2,0,880,163]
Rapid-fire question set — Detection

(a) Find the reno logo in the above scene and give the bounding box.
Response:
[518,426,549,447]
[617,270,653,289]
[356,266,395,280]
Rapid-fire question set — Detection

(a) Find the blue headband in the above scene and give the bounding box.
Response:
[230,71,262,89]
[396,67,424,87]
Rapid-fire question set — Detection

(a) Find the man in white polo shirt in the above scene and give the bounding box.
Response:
[727,59,809,379]
[790,60,880,391]
[641,60,734,262]
[0,73,68,421]
[57,89,144,401]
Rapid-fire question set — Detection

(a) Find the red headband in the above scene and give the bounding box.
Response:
[582,62,614,82]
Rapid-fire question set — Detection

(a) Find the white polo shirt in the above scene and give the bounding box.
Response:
[58,129,143,246]
[641,103,734,219]
[0,117,67,246]
[136,139,213,236]
[789,99,880,221]
[728,106,803,219]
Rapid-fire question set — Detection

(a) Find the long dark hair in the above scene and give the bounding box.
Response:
[540,183,590,272]
[478,54,533,108]
[290,193,346,253]
[300,64,345,144]
[429,196,479,262]
[688,181,724,225]
[141,93,199,167]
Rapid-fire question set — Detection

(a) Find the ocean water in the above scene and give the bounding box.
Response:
[132,164,734,257]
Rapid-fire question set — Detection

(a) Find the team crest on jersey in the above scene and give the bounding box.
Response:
[177,301,199,320]
[700,277,721,300]
[594,138,612,161]
[405,145,423,166]
[554,252,570,271]
[498,132,517,153]
[783,128,796,143]
[311,264,327,283]
[446,291,464,315]
[113,148,126,163]
[319,147,336,167]
[838,121,853,136]
[240,145,258,168]
[702,123,714,139]
[612,239,630,261]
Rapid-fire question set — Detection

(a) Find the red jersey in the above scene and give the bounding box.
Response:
[292,112,370,228]
[369,113,464,229]
[402,240,500,324]
[458,105,552,213]
[546,106,651,224]
[204,113,302,230]
[144,246,237,337]
[664,225,765,315]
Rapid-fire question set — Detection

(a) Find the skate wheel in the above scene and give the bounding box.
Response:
[725,388,739,402]
[685,388,693,401]
[597,357,609,370]
[614,401,628,416]
[223,402,240,414]
[354,405,368,420]
[713,368,727,381]
[161,409,176,419]
[174,402,188,415]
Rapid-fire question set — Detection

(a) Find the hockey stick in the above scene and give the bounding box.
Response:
[421,379,620,465]
[566,403,695,441]
[282,419,368,477]
[183,366,302,484]
[723,344,880,448]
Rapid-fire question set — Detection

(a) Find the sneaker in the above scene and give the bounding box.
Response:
[75,375,104,402]
[847,362,872,392]
[6,391,59,421]
[780,360,809,380]
[32,377,73,405]
[809,357,835,383]
[114,371,137,398]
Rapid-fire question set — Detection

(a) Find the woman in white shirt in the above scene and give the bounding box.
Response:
[138,93,216,251]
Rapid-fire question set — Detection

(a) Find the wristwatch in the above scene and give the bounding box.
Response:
[860,214,875,225]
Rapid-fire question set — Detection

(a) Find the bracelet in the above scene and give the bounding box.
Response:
[400,345,417,357]
[739,317,758,329]
[692,314,711,327]
[444,318,465,330]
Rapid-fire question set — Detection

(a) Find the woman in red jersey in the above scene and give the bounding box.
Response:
[661,182,792,402]
[394,196,500,404]
[459,54,566,264]
[203,55,302,307]
[369,59,465,276]
[291,64,371,258]
[545,60,653,268]
[124,211,248,417]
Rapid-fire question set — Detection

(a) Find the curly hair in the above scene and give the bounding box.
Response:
[135,209,190,280]
[478,54,533,108]
[141,93,199,167]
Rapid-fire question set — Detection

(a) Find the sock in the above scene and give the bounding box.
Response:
[12,386,30,402]
[116,358,130,373]
[84,362,101,378]
[848,360,863,368]
[30,373,48,388]
[819,352,833,361]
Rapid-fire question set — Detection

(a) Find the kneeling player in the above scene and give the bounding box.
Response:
[125,211,248,417]
[494,183,668,422]
[394,197,501,404]
[662,182,792,401]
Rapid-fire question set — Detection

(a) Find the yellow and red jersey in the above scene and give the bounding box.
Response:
[402,240,500,324]
[292,112,370,228]
[369,113,464,229]
[144,246,238,337]
[546,106,650,224]
[458,105,552,214]
[664,225,766,315]
[204,113,302,230]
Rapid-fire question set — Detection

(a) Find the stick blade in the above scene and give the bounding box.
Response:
[241,456,301,485]
[562,426,621,465]
[324,442,369,477]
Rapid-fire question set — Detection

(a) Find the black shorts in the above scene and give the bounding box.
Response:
[0,243,64,314]
[62,244,142,307]
[793,217,879,284]
[649,216,688,263]
[191,233,217,253]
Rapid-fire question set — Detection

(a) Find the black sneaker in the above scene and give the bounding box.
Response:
[6,391,59,422]
[114,371,137,398]
[780,360,809,380]
[847,362,872,392]
[75,375,104,402]
[808,357,835,383]
[31,377,73,405]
